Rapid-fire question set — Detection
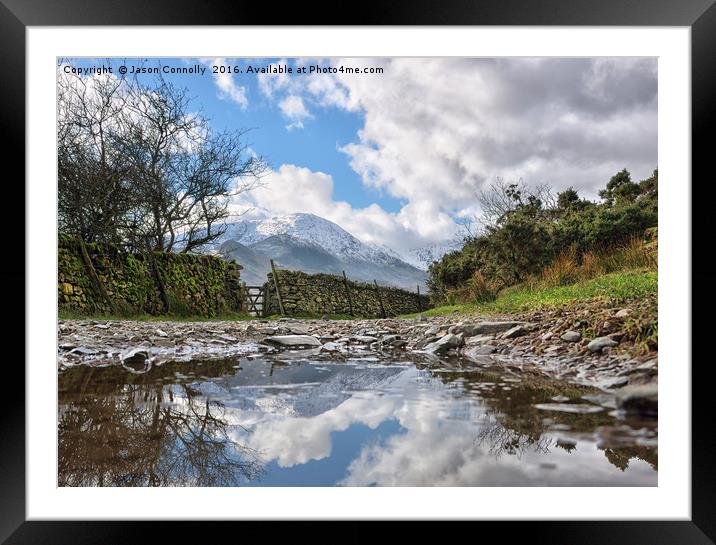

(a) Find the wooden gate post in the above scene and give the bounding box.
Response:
[342,271,354,316]
[270,259,286,316]
[374,280,387,318]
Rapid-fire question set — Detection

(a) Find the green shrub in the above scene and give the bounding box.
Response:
[429,168,658,303]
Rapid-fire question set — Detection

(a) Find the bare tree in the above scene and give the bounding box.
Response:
[57,65,135,245]
[58,366,265,487]
[57,64,267,253]
[475,177,555,230]
[475,416,553,459]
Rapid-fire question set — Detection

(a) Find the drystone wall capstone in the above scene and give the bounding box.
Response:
[263,270,430,318]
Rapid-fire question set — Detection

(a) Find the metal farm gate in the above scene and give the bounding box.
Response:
[244,286,265,317]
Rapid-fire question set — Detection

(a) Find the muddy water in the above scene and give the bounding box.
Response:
[58,352,657,487]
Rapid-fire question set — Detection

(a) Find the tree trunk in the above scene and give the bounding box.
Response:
[78,239,116,314]
[148,251,170,314]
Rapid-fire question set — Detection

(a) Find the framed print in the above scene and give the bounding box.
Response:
[3,0,714,542]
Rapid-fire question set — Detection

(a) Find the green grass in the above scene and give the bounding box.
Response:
[58,309,257,322]
[59,310,371,322]
[404,269,657,318]
[262,312,372,321]
[60,270,657,323]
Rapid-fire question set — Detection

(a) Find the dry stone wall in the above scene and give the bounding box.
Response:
[58,234,243,316]
[263,270,430,318]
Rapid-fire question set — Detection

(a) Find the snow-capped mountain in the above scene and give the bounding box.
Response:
[214,213,395,263]
[360,238,462,271]
[209,213,430,291]
[200,359,413,418]
[402,240,464,270]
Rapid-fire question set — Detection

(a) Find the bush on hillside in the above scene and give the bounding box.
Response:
[428,168,658,302]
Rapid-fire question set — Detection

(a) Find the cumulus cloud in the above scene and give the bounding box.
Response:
[230,164,452,249]
[206,58,248,109]
[244,58,657,249]
[337,404,648,487]
[278,95,311,130]
[278,95,309,119]
[243,390,402,467]
[257,58,293,98]
[61,58,657,251]
[336,58,654,200]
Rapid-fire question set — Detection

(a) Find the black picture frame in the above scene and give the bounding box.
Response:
[2,0,713,542]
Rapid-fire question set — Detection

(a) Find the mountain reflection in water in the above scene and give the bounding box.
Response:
[58,355,657,487]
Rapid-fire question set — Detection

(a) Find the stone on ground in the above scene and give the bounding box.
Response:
[467,321,527,336]
[503,325,528,339]
[560,330,582,342]
[463,344,497,360]
[615,383,658,416]
[262,335,321,348]
[587,336,619,352]
[422,333,464,355]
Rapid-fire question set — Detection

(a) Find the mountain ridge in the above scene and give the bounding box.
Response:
[207,213,433,291]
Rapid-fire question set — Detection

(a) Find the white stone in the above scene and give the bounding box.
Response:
[262,335,321,348]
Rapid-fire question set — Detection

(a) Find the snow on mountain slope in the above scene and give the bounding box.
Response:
[217,214,379,261]
[215,213,429,268]
[211,213,431,290]
[402,240,464,270]
[366,240,463,270]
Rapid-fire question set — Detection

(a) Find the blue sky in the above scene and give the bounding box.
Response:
[62,57,658,252]
[68,57,403,213]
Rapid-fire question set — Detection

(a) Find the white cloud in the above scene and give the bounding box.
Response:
[62,58,657,255]
[230,163,455,250]
[337,400,648,487]
[243,390,402,467]
[278,94,310,120]
[207,58,248,109]
[255,57,657,230]
[232,58,658,251]
[257,58,293,98]
[278,94,311,130]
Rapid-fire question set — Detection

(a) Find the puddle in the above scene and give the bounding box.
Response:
[58,355,657,487]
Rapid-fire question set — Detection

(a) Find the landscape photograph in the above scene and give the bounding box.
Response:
[57,56,658,487]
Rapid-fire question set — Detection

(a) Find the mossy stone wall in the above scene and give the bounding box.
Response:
[58,234,243,316]
[263,270,430,317]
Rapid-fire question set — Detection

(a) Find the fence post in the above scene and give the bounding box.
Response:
[374,280,387,318]
[342,271,354,316]
[258,286,265,318]
[417,284,422,312]
[270,259,286,317]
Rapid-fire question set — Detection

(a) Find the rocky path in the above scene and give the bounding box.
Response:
[58,309,657,414]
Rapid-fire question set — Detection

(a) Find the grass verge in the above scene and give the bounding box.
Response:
[59,310,372,322]
[262,313,370,321]
[405,269,657,318]
[58,310,256,322]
